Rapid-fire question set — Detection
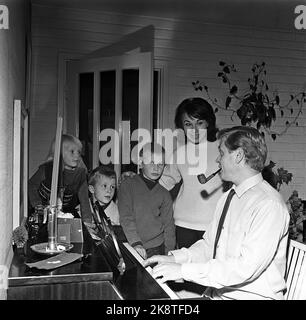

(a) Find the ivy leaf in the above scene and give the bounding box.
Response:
[230,85,238,95]
[277,168,292,185]
[222,77,228,83]
[275,95,280,105]
[217,72,223,77]
[257,122,261,130]
[241,118,248,125]
[267,160,276,168]
[271,134,276,141]
[199,86,203,91]
[225,96,232,109]
[223,66,230,74]
[269,107,276,120]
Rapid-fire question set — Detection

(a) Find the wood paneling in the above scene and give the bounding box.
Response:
[0,0,27,299]
[30,4,306,200]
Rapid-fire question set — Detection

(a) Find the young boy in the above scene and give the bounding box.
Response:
[118,143,176,259]
[88,165,120,226]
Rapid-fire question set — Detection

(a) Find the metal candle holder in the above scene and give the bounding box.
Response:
[47,205,58,251]
[30,117,73,256]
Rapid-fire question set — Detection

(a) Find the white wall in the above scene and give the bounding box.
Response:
[30,3,306,200]
[0,0,27,300]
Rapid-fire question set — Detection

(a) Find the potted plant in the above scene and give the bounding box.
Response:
[12,225,28,254]
[193,61,306,140]
[287,190,306,242]
[261,161,293,191]
[193,61,306,242]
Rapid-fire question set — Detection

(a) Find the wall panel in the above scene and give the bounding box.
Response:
[31,3,306,200]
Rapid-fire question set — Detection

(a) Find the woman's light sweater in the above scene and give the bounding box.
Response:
[159,140,224,231]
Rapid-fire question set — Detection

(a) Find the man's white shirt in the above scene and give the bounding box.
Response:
[170,173,290,300]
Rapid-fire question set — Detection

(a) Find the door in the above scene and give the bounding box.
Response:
[66,52,153,179]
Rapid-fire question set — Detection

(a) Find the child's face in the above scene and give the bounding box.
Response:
[62,142,81,169]
[89,175,116,206]
[141,150,165,181]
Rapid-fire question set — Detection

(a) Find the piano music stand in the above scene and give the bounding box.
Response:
[91,203,126,274]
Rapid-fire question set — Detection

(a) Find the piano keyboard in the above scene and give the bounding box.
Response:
[123,242,180,300]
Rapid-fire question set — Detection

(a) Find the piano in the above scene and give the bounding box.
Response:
[7,220,184,300]
[8,118,202,300]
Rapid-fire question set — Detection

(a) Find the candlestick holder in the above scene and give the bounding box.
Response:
[30,205,73,256]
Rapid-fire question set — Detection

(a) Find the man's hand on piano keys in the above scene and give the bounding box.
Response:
[143,255,182,283]
[143,254,175,267]
[151,262,182,284]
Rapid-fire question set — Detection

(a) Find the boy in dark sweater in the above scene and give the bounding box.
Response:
[118,143,176,259]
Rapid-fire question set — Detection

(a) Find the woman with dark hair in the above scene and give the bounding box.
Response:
[159,97,224,248]
[174,97,219,143]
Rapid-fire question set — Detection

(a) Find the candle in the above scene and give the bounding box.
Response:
[48,117,63,251]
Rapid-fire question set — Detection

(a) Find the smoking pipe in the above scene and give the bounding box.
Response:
[197,168,221,184]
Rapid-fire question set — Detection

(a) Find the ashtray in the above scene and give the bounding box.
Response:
[30,242,74,256]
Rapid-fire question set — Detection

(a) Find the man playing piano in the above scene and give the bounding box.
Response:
[144,126,290,300]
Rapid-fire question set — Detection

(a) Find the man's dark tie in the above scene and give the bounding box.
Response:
[213,188,236,259]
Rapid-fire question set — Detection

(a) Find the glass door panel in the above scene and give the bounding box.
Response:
[99,70,116,171]
[66,52,153,180]
[79,73,94,170]
[121,69,139,173]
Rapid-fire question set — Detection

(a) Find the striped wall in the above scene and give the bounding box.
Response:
[0,0,27,300]
[31,4,306,200]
